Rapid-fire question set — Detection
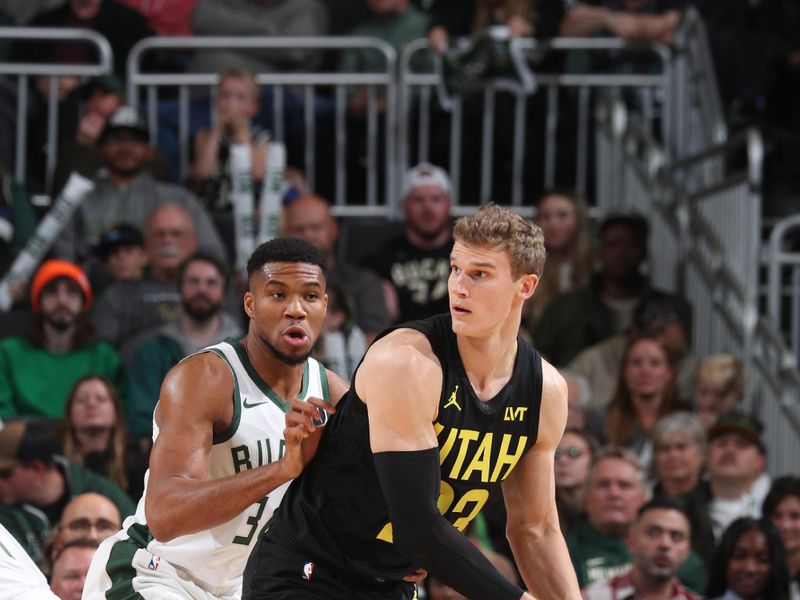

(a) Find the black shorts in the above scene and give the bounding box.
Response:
[242,539,418,600]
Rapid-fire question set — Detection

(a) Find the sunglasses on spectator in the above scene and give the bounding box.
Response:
[0,467,15,480]
[555,446,583,459]
[63,518,119,536]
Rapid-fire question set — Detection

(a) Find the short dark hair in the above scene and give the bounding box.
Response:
[631,291,693,339]
[762,476,800,521]
[52,538,99,564]
[178,252,231,291]
[637,496,690,525]
[600,211,649,245]
[246,237,327,281]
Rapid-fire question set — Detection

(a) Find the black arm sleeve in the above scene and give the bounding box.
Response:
[373,449,524,600]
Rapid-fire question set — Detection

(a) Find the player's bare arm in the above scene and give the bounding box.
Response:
[145,352,313,542]
[502,358,582,599]
[360,329,531,600]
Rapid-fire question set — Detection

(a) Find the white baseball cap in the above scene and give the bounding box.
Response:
[401,162,453,200]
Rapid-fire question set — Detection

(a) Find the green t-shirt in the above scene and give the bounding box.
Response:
[0,336,124,418]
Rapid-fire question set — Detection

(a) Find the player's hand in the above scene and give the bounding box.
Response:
[281,398,335,479]
[402,568,427,584]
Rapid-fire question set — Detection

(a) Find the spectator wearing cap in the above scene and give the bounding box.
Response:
[362,162,454,323]
[90,223,146,294]
[536,212,686,366]
[707,411,771,535]
[0,418,134,567]
[52,77,171,196]
[0,259,123,419]
[53,106,226,266]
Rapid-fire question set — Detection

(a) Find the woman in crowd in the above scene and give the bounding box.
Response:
[522,190,595,335]
[58,375,147,501]
[652,411,706,497]
[763,476,800,599]
[590,334,683,469]
[554,428,596,534]
[706,517,791,600]
[695,353,744,428]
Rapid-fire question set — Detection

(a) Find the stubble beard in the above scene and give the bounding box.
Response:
[258,332,310,366]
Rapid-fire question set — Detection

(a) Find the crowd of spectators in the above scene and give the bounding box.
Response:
[0,0,797,598]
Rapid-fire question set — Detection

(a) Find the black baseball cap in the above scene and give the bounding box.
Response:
[708,410,765,453]
[99,106,150,144]
[93,223,144,259]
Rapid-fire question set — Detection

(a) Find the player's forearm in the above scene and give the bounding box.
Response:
[559,4,612,37]
[508,524,581,599]
[145,460,293,541]
[375,450,524,599]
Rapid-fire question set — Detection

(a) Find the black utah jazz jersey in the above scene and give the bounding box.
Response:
[264,313,543,583]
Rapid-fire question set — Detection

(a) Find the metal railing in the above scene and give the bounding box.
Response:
[127,36,397,217]
[767,216,800,363]
[0,27,113,193]
[599,94,800,475]
[398,36,670,214]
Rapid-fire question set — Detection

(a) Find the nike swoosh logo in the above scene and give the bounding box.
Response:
[243,397,271,409]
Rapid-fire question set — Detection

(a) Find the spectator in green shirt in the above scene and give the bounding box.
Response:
[0,259,124,418]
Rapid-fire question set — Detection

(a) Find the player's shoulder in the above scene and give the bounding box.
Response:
[539,355,568,401]
[161,350,234,399]
[357,327,440,393]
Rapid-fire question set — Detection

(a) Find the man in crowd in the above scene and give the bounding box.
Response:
[0,418,134,566]
[0,259,122,418]
[362,162,454,323]
[50,492,121,566]
[91,204,200,356]
[536,212,660,366]
[127,252,242,440]
[581,497,701,599]
[50,539,98,600]
[681,411,771,559]
[282,193,389,342]
[567,447,705,593]
[54,106,225,264]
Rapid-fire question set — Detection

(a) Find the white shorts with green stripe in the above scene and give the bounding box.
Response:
[83,524,241,600]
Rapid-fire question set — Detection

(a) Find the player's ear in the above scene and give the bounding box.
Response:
[244,291,255,319]
[519,273,538,300]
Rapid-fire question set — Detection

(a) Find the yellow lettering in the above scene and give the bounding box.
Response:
[461,433,493,482]
[437,425,458,464]
[449,429,479,479]
[490,434,528,482]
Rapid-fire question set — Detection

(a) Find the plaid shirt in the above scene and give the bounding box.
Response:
[582,571,703,600]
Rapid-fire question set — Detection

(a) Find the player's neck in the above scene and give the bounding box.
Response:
[456,326,518,401]
[243,335,306,401]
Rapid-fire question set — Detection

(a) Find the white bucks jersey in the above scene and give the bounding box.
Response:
[127,339,330,588]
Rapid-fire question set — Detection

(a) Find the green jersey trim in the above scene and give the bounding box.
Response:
[227,337,309,413]
[204,346,242,445]
[104,523,153,599]
[319,362,330,403]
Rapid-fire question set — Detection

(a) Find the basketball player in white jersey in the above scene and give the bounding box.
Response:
[83,237,347,599]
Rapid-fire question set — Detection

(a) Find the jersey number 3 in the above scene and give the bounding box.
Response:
[376,481,489,543]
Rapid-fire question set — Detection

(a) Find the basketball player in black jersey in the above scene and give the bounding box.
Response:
[243,204,581,599]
